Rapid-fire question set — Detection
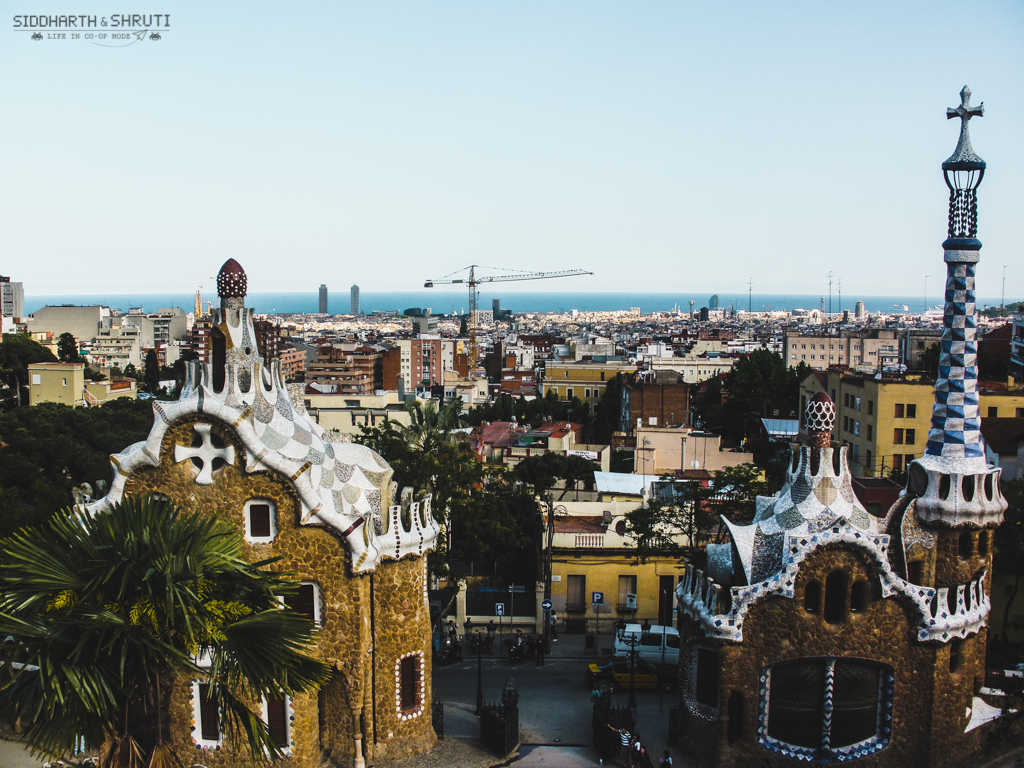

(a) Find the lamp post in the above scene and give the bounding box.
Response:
[615,620,645,708]
[475,635,483,716]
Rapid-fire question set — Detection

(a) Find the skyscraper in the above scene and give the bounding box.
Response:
[319,284,328,314]
[709,293,719,310]
[1,276,24,319]
[350,285,360,316]
[492,298,500,314]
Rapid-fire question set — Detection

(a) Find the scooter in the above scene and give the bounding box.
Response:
[504,634,535,662]
[468,631,493,654]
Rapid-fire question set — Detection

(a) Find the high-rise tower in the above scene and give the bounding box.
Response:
[350,284,360,316]
[319,284,328,314]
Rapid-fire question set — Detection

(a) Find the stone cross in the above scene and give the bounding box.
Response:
[174,423,235,485]
[947,85,984,126]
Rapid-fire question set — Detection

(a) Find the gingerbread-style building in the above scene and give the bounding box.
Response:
[88,259,440,768]
[674,87,1008,767]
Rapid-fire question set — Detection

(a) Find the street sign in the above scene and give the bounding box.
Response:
[592,591,604,607]
[541,599,553,612]
[509,585,525,593]
[495,603,505,616]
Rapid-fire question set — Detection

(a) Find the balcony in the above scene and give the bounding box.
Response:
[575,534,605,548]
[565,602,586,613]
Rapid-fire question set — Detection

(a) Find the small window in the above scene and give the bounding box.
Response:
[895,404,904,418]
[949,639,961,673]
[193,682,221,746]
[854,396,861,411]
[958,532,974,561]
[804,581,821,613]
[696,648,718,707]
[894,428,904,444]
[32,374,41,385]
[244,500,277,543]
[907,560,924,584]
[905,429,916,445]
[906,403,917,418]
[865,449,872,470]
[988,406,998,418]
[400,654,422,713]
[979,531,990,558]
[265,695,290,751]
[844,393,850,407]
[600,371,606,381]
[850,581,869,613]
[867,400,874,416]
[866,424,873,440]
[62,377,67,386]
[824,571,846,624]
[284,583,320,625]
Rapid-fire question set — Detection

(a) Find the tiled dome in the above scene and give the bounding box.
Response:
[217,258,247,298]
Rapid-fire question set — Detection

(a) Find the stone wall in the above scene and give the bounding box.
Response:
[123,415,434,767]
[677,545,984,768]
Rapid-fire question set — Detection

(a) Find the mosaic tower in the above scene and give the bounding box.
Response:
[909,86,1007,528]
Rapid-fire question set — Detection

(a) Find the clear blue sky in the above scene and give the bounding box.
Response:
[2,1,1022,299]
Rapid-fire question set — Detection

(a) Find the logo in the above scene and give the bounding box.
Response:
[14,14,171,47]
[31,31,42,40]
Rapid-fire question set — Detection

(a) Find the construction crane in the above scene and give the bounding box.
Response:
[424,264,593,368]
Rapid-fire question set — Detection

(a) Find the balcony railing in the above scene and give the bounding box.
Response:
[565,602,586,613]
[617,603,636,613]
[575,534,604,548]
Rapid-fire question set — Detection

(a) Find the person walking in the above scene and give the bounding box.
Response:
[550,609,558,640]
[658,750,673,768]
[606,724,632,767]
[630,734,643,768]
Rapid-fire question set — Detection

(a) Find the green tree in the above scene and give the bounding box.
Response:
[591,373,624,444]
[144,349,160,393]
[0,334,58,407]
[921,342,941,380]
[57,333,79,364]
[0,496,330,764]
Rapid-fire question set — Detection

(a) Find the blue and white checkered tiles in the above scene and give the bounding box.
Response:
[926,263,984,460]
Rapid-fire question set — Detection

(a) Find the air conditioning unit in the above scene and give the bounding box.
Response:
[626,593,637,610]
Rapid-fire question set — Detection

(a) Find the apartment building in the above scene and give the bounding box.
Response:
[89,325,143,370]
[27,362,137,406]
[121,308,188,349]
[621,374,690,434]
[542,358,635,410]
[382,338,457,391]
[278,346,307,381]
[648,354,736,384]
[29,305,113,344]
[1,276,24,319]
[303,389,411,436]
[306,346,384,394]
[783,329,900,371]
[801,369,1024,477]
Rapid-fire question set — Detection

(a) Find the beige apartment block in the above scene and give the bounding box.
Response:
[634,426,752,476]
[649,355,737,384]
[304,390,412,436]
[784,329,900,371]
[28,362,85,406]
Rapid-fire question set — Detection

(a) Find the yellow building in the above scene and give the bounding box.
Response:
[542,359,635,411]
[549,502,685,632]
[28,362,85,406]
[801,370,1024,477]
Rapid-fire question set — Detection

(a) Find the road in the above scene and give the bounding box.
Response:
[434,651,679,751]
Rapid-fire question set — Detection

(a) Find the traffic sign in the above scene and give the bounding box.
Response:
[509,585,525,593]
[495,603,505,616]
[592,591,604,607]
[541,599,553,612]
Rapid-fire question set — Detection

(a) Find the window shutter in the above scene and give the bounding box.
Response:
[284,584,316,624]
[400,656,420,711]
[198,683,220,742]
[267,696,288,745]
[249,504,271,537]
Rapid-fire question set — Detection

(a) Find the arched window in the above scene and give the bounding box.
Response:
[978,531,990,558]
[761,658,893,760]
[824,571,846,624]
[804,581,821,613]
[850,581,869,613]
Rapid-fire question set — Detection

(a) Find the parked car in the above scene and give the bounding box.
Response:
[612,623,681,666]
[586,656,676,692]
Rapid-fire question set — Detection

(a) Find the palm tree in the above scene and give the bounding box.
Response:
[0,496,330,766]
[397,397,462,456]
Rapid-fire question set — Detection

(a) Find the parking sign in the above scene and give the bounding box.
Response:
[495,603,505,616]
[592,591,604,607]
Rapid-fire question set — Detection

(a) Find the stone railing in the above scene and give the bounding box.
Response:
[575,534,605,548]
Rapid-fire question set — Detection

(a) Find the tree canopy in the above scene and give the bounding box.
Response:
[0,334,58,407]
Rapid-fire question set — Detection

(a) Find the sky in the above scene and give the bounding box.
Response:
[2,1,1022,300]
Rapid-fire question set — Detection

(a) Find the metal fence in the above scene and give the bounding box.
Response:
[480,677,520,756]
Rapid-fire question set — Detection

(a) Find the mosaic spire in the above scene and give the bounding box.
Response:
[909,87,1006,527]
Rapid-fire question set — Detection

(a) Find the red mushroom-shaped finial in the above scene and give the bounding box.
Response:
[805,391,835,449]
[216,259,247,298]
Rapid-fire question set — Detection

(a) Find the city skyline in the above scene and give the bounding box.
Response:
[2,2,1022,299]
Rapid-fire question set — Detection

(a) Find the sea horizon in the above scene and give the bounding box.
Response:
[24,291,1018,318]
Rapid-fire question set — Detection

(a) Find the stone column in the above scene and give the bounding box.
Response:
[351,706,365,768]
[456,578,468,627]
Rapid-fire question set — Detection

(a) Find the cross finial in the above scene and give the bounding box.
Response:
[947,85,984,125]
[943,85,985,169]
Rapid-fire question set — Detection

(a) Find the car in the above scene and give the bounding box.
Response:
[586,656,676,692]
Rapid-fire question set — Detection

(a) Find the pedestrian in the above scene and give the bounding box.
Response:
[658,750,672,768]
[464,616,473,636]
[606,724,631,767]
[487,619,495,635]
[535,633,545,666]
[447,619,458,646]
[550,609,558,640]
[630,734,643,768]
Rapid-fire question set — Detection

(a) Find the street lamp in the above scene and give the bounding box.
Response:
[475,633,483,716]
[615,620,645,708]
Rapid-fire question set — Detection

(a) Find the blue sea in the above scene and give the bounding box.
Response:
[23,291,1013,317]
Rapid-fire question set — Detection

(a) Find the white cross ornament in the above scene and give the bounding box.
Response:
[173,423,235,485]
